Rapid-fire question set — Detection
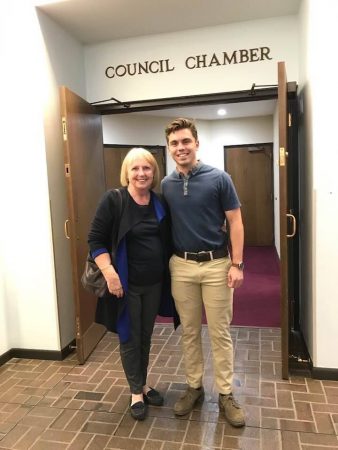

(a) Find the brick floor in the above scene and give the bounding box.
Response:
[0,325,338,449]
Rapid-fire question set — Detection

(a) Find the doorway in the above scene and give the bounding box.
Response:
[61,78,304,376]
[224,142,279,328]
[97,80,303,375]
[102,114,283,331]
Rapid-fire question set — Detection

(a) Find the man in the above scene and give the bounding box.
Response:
[162,118,245,427]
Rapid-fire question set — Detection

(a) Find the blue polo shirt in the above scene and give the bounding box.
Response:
[161,162,240,252]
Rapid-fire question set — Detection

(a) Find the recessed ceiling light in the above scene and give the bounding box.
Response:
[217,108,226,116]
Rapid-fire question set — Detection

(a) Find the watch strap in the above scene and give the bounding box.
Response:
[231,262,244,270]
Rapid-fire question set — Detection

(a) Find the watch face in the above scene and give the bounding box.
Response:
[238,262,244,270]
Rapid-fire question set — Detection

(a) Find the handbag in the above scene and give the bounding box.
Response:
[81,253,108,297]
[81,188,123,297]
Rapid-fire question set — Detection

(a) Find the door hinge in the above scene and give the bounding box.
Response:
[279,147,286,166]
[62,117,68,141]
[288,113,292,127]
[76,316,81,338]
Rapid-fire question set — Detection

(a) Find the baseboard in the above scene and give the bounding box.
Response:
[311,367,338,381]
[0,339,76,367]
[0,349,13,366]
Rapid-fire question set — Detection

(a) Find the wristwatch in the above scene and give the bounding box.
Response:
[231,261,244,270]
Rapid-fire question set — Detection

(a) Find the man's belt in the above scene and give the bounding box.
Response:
[174,248,228,262]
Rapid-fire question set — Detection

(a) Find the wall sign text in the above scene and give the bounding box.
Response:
[105,46,272,79]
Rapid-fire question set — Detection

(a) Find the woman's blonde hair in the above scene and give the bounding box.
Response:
[120,147,160,189]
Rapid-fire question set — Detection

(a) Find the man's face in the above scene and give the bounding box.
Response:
[167,128,199,171]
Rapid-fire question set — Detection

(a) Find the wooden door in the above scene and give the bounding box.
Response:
[103,145,166,193]
[278,61,291,379]
[225,145,273,246]
[60,86,106,364]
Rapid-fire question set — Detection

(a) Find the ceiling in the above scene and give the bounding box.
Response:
[37,0,301,45]
[36,0,300,120]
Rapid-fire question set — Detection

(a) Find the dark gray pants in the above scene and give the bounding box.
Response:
[120,282,162,394]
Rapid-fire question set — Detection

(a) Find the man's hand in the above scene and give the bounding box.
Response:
[227,266,244,289]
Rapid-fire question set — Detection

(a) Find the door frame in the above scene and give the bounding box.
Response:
[92,82,302,377]
[94,87,278,115]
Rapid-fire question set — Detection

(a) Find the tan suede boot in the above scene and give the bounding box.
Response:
[218,393,245,427]
[174,386,204,416]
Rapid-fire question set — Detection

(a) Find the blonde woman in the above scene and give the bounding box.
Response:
[88,148,176,420]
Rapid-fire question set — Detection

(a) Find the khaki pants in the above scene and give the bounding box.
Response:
[169,254,233,394]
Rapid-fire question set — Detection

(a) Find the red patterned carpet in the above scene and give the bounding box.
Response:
[156,246,280,328]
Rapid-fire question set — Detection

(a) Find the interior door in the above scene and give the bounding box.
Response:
[60,86,106,364]
[225,145,274,246]
[278,61,291,379]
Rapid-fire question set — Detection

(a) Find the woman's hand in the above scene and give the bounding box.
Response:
[101,265,124,298]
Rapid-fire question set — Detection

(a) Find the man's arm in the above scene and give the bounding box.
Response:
[225,208,244,288]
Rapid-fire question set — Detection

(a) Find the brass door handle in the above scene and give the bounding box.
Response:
[286,214,296,238]
[64,219,71,239]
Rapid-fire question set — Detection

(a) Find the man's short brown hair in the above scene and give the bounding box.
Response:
[165,118,198,143]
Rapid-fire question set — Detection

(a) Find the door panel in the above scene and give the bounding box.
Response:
[103,145,166,193]
[60,86,106,364]
[225,145,274,246]
[278,62,289,379]
[103,147,127,189]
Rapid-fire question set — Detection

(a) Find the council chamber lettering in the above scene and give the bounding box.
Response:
[104,46,273,79]
[105,59,175,78]
[185,47,272,69]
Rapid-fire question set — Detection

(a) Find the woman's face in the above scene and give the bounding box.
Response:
[127,158,154,192]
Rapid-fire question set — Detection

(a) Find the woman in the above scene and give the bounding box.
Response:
[88,148,174,421]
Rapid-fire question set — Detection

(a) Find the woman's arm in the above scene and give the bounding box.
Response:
[88,191,124,297]
[94,253,124,297]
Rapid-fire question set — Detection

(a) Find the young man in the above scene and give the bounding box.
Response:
[162,118,245,427]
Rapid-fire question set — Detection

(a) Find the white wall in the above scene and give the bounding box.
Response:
[298,0,314,365]
[0,3,86,353]
[103,113,273,172]
[0,2,59,351]
[103,114,175,173]
[209,116,273,168]
[85,16,298,102]
[0,259,9,355]
[298,0,338,369]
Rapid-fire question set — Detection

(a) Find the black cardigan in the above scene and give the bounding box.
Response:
[88,187,178,341]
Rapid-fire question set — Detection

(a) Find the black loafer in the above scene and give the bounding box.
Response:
[130,400,146,420]
[143,387,164,406]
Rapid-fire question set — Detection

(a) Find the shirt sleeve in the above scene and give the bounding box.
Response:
[218,171,241,211]
[88,190,119,256]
